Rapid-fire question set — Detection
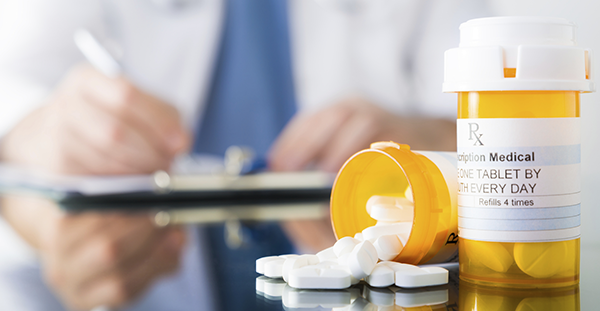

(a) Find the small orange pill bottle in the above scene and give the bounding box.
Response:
[330,141,459,265]
[443,17,594,287]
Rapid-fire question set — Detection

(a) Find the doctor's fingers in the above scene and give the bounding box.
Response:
[316,111,383,172]
[58,217,183,294]
[67,227,185,310]
[61,97,172,174]
[268,105,354,171]
[48,125,141,175]
[70,65,190,155]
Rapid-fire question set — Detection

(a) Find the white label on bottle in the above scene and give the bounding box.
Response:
[457,118,580,242]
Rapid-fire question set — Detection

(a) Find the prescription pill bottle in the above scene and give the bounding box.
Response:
[330,141,458,265]
[443,17,594,287]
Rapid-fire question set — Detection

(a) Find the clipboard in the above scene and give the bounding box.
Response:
[0,164,334,211]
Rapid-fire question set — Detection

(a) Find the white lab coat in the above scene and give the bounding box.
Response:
[0,0,493,310]
[0,0,493,136]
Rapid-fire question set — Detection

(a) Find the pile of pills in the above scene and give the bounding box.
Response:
[256,188,449,289]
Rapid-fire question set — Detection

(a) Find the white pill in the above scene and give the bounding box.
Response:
[362,223,412,242]
[376,221,396,226]
[369,200,413,222]
[347,240,378,280]
[365,263,395,287]
[337,253,350,266]
[282,254,319,282]
[404,187,413,202]
[354,232,364,241]
[256,256,280,274]
[395,267,448,288]
[398,232,410,245]
[333,236,361,258]
[264,257,287,278]
[316,247,337,262]
[380,261,420,273]
[288,266,351,289]
[330,264,360,285]
[373,235,404,261]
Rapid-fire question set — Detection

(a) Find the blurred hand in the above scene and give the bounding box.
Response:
[0,64,190,175]
[42,213,185,310]
[0,64,191,310]
[268,97,456,172]
[1,197,186,311]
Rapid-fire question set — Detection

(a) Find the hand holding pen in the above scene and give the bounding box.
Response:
[0,29,190,311]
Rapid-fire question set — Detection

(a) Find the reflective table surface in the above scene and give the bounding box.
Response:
[229,246,600,311]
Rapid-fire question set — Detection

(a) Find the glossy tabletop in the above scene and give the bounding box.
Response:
[227,246,600,311]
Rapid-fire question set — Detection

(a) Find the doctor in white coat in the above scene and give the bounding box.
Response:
[0,0,492,310]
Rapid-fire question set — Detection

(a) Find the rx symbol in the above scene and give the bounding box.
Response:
[468,123,484,146]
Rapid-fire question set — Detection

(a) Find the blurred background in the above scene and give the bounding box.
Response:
[0,0,598,310]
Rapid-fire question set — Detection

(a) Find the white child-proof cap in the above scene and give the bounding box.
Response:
[443,16,594,92]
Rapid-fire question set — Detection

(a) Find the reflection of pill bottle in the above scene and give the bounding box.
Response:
[330,141,458,265]
[443,17,594,287]
[459,281,579,311]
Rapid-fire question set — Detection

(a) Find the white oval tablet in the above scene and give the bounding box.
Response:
[264,257,287,278]
[256,256,281,274]
[369,200,414,222]
[288,266,351,289]
[347,240,378,280]
[354,232,364,241]
[395,267,448,288]
[373,235,404,261]
[362,223,412,242]
[404,187,413,202]
[333,236,361,258]
[317,246,337,262]
[365,263,395,287]
[282,254,319,282]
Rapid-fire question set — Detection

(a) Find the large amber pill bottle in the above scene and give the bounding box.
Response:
[443,17,594,287]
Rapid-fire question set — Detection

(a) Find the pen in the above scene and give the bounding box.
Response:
[74,28,122,78]
[224,145,268,175]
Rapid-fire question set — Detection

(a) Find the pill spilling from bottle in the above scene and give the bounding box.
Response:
[255,191,449,289]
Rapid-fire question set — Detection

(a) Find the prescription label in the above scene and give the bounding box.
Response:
[456,118,580,243]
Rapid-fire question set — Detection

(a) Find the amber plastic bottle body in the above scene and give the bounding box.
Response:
[458,91,580,288]
[330,143,458,265]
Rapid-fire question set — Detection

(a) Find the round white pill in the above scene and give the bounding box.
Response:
[347,240,378,280]
[365,263,395,287]
[333,236,361,258]
[373,235,404,261]
[362,223,412,242]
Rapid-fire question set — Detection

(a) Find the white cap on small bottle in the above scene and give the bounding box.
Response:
[443,16,594,92]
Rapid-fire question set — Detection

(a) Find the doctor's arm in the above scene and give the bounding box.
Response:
[269,96,456,173]
[0,65,191,310]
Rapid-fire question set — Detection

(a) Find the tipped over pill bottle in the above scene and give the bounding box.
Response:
[330,141,459,265]
[443,17,594,287]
